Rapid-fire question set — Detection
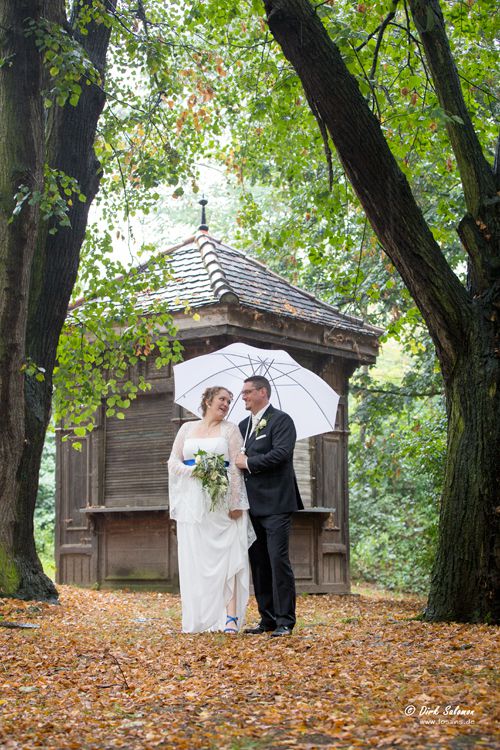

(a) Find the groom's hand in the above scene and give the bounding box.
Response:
[235,454,248,470]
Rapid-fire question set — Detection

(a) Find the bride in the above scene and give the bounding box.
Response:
[168,386,254,634]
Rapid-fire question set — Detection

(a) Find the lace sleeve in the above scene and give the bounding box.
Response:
[167,422,194,478]
[225,422,250,511]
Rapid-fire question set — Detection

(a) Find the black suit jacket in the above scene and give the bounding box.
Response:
[239,405,304,517]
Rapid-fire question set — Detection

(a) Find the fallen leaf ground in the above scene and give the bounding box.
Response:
[0,586,498,750]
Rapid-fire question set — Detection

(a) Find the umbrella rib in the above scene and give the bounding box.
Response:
[225,355,292,418]
[224,355,274,416]
[266,363,337,429]
[176,357,253,400]
[247,357,298,413]
[175,347,338,434]
[246,354,273,378]
[264,365,302,383]
[260,367,284,411]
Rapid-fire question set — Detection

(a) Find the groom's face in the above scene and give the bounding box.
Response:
[241,381,269,414]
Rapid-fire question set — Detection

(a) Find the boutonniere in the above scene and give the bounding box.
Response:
[255,417,268,436]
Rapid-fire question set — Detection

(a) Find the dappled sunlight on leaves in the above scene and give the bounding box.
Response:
[0,588,497,749]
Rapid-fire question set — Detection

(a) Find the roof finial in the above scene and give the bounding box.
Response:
[198,195,208,232]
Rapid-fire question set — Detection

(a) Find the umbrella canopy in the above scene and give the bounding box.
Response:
[173,343,339,440]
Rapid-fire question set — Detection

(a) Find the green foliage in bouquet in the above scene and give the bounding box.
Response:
[192,450,229,512]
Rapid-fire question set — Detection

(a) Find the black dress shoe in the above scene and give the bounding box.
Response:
[270,625,293,637]
[243,624,274,634]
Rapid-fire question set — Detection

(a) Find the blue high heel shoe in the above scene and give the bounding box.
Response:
[224,615,239,634]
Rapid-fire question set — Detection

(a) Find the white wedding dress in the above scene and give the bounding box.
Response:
[168,420,255,633]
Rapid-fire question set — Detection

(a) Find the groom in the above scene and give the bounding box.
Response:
[235,375,303,637]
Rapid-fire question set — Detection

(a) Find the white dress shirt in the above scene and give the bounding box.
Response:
[244,405,269,470]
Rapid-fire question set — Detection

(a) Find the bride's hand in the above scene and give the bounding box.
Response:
[228,509,243,520]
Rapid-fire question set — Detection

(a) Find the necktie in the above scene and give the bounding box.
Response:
[251,415,259,434]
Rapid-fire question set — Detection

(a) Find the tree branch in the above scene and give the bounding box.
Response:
[355,22,383,53]
[351,385,443,398]
[263,0,469,379]
[408,0,499,291]
[369,0,399,81]
[302,89,334,189]
[408,0,495,214]
[494,131,500,190]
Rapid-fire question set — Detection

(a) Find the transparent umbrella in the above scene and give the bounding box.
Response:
[173,342,339,440]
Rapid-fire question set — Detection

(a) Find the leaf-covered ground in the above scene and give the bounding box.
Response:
[0,586,498,749]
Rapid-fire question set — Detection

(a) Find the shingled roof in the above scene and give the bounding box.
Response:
[135,231,380,338]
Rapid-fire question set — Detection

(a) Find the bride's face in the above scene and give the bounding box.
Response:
[206,389,232,421]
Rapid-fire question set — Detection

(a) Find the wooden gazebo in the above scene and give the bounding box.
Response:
[56,220,381,594]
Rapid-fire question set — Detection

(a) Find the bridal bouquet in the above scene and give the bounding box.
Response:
[192,449,229,511]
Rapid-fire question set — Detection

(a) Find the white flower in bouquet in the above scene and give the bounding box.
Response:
[192,449,229,511]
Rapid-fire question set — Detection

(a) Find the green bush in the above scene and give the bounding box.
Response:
[350,493,439,594]
[349,364,445,594]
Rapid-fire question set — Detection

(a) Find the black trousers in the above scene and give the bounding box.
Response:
[249,512,296,630]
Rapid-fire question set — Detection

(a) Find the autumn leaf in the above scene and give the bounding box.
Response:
[0,586,497,749]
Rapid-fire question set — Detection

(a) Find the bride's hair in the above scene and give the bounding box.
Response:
[200,386,233,416]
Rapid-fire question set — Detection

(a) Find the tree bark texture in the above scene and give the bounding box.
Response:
[0,0,115,600]
[263,0,500,622]
[0,1,51,597]
[427,324,500,622]
[406,0,500,622]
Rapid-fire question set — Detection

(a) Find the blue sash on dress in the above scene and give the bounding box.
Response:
[183,459,229,466]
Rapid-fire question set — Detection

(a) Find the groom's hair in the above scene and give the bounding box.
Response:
[244,376,271,398]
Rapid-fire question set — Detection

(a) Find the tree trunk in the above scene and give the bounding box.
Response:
[427,316,500,622]
[0,0,115,600]
[0,1,55,598]
[263,0,500,622]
